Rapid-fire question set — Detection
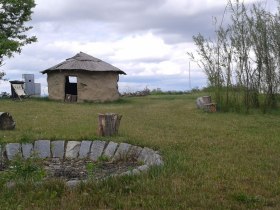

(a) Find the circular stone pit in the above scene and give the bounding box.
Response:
[0,140,164,187]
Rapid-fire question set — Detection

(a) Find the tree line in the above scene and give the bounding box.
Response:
[189,0,280,112]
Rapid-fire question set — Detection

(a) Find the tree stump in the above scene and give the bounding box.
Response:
[204,103,217,113]
[196,96,216,112]
[0,112,16,130]
[98,113,122,136]
[202,96,212,104]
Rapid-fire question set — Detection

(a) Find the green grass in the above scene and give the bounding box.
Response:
[0,95,280,209]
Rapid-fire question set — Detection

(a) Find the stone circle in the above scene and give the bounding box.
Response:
[0,140,164,187]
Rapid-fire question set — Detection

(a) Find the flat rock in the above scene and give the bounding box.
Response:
[65,141,81,159]
[127,145,143,159]
[89,140,106,161]
[103,141,118,159]
[66,180,81,188]
[22,143,33,159]
[34,140,51,158]
[132,168,141,175]
[51,140,65,158]
[137,164,149,172]
[113,143,132,161]
[138,147,163,166]
[5,143,21,160]
[79,141,92,158]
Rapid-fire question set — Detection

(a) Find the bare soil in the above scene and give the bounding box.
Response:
[43,158,140,181]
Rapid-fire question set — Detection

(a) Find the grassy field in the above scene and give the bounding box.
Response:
[0,94,280,209]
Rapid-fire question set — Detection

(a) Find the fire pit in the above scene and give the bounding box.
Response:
[0,140,163,187]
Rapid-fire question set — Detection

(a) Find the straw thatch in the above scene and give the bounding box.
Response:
[41,52,126,74]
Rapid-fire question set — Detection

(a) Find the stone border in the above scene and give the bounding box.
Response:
[0,140,164,187]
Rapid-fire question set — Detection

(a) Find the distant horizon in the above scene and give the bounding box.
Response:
[0,69,207,96]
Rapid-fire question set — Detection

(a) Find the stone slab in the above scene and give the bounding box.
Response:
[127,145,142,160]
[103,141,118,159]
[137,164,149,172]
[89,140,106,161]
[119,167,141,176]
[51,140,65,158]
[5,143,21,160]
[113,143,132,161]
[138,147,163,166]
[79,140,92,158]
[152,153,164,166]
[65,141,81,159]
[22,143,33,159]
[34,140,51,158]
[66,180,81,188]
[132,168,141,175]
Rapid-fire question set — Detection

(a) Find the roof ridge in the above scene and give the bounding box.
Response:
[41,52,126,75]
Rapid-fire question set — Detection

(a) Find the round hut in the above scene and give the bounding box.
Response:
[41,52,126,102]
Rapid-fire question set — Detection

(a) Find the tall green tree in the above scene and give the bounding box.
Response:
[0,0,37,79]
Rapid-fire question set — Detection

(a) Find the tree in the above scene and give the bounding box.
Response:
[190,0,280,112]
[0,0,37,76]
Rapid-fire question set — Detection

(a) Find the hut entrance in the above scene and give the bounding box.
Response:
[65,76,77,102]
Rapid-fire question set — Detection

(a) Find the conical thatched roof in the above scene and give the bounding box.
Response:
[41,52,126,74]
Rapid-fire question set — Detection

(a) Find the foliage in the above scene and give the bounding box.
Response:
[85,162,96,180]
[97,155,110,162]
[189,0,280,112]
[0,71,5,80]
[0,0,37,70]
[1,156,45,184]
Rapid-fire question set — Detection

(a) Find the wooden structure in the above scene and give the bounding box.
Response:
[9,80,27,100]
[41,52,126,103]
[98,113,122,136]
[196,96,217,113]
[204,103,217,112]
[0,112,16,130]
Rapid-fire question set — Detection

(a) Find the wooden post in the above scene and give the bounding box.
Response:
[98,113,122,136]
[0,112,16,130]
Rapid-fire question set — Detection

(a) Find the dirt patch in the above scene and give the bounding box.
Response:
[43,158,140,181]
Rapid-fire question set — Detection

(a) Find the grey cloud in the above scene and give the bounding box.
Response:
[32,0,227,44]
[33,0,163,22]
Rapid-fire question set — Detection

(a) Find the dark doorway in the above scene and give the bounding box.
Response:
[65,76,77,102]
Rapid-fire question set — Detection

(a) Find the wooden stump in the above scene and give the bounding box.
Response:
[0,112,16,130]
[98,113,122,136]
[204,103,217,113]
[202,96,212,104]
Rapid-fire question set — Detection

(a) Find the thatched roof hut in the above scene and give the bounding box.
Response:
[41,52,126,102]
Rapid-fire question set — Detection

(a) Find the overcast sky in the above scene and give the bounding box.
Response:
[0,0,276,95]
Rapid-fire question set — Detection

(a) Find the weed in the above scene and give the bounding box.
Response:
[97,155,110,162]
[3,156,45,183]
[19,133,33,143]
[86,162,95,179]
[233,192,264,207]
